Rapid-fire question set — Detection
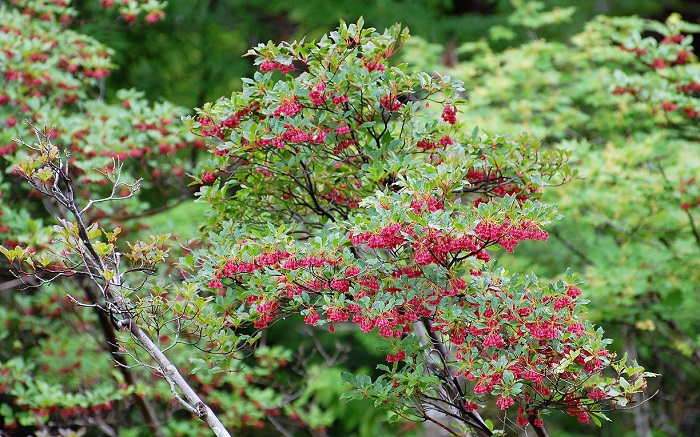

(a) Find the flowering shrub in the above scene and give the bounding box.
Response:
[1,3,661,435]
[185,19,653,435]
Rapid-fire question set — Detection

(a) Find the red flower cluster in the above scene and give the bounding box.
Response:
[409,196,444,214]
[679,178,700,210]
[417,135,453,151]
[309,81,328,105]
[677,82,700,94]
[335,124,350,135]
[661,100,678,112]
[386,350,406,363]
[351,223,409,250]
[332,94,349,105]
[474,219,548,253]
[441,105,457,124]
[380,94,402,112]
[620,46,647,56]
[201,171,216,184]
[611,86,637,96]
[255,124,329,149]
[621,34,692,69]
[588,388,607,400]
[363,59,385,72]
[661,34,685,45]
[465,168,536,205]
[496,394,515,410]
[273,96,303,117]
[323,187,360,208]
[304,309,320,326]
[650,58,667,69]
[200,104,256,139]
[260,60,294,74]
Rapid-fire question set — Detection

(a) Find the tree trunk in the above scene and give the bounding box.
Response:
[622,325,652,437]
[129,323,232,436]
[75,277,165,437]
[417,318,493,437]
[104,266,232,437]
[528,414,549,437]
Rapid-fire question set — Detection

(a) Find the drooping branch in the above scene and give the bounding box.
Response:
[14,130,233,437]
[72,276,165,437]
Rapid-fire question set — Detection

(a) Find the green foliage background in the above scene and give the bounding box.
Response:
[86,0,700,108]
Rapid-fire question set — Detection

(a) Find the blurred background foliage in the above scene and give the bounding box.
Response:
[80,0,700,108]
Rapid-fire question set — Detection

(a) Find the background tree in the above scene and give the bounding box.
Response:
[72,0,700,109]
